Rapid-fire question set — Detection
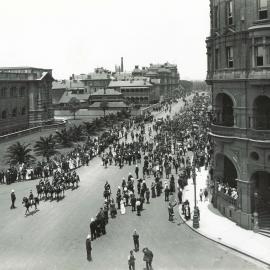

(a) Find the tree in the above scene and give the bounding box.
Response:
[5,142,35,166]
[100,101,108,117]
[69,97,80,120]
[34,134,58,162]
[69,125,84,142]
[54,128,73,147]
[83,121,95,135]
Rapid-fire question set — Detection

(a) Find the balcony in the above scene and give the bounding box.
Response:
[247,129,270,141]
[211,124,236,137]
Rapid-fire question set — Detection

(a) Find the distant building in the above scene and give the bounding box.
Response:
[207,0,270,230]
[88,88,128,111]
[108,78,159,106]
[74,68,111,93]
[52,79,89,108]
[0,67,54,135]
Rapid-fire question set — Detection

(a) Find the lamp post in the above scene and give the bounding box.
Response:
[253,191,259,232]
[192,149,200,229]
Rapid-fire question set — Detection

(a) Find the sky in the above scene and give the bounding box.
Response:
[0,0,210,80]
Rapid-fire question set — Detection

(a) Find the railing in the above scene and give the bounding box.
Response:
[211,124,235,137]
[217,191,238,208]
[0,120,66,143]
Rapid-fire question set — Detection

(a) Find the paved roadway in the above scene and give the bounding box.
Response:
[0,100,267,270]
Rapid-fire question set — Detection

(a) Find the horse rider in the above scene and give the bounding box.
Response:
[29,190,34,204]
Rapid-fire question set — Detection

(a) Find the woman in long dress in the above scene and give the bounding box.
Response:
[120,199,126,215]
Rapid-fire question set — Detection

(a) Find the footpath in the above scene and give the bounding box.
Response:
[179,166,270,265]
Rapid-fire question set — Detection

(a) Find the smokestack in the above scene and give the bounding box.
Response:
[121,57,124,72]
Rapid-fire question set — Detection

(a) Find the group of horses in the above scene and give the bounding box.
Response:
[21,171,80,216]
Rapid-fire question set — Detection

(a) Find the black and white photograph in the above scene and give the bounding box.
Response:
[0,0,270,269]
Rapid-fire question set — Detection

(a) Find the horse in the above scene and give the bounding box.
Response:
[22,196,39,216]
[36,184,44,200]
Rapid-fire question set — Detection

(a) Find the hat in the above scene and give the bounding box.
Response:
[122,177,125,180]
[11,189,14,193]
[90,218,94,222]
[87,234,91,239]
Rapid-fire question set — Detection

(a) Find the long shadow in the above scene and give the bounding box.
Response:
[25,209,40,217]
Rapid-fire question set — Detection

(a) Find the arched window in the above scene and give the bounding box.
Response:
[12,108,17,117]
[2,110,7,119]
[214,93,234,127]
[253,95,270,130]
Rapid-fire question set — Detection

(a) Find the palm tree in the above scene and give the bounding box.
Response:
[69,97,80,120]
[83,121,95,135]
[54,128,73,147]
[34,135,59,162]
[5,142,35,166]
[69,125,84,142]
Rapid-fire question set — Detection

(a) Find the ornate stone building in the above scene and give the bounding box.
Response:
[207,0,270,230]
[0,67,54,135]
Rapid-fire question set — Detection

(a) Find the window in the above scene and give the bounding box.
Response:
[258,0,268,20]
[19,87,25,97]
[215,49,219,69]
[12,108,17,117]
[0,88,7,97]
[227,0,233,25]
[256,46,264,66]
[226,47,234,68]
[10,87,17,97]
[255,44,270,67]
[1,110,7,119]
[214,5,218,28]
[21,107,26,115]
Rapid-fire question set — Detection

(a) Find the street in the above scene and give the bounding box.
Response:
[0,100,266,270]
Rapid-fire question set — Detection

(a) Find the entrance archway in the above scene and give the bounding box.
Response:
[253,96,270,130]
[215,153,238,188]
[252,171,270,204]
[214,93,234,127]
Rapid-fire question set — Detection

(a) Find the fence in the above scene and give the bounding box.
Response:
[0,120,66,143]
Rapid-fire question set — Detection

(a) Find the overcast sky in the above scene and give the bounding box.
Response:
[0,0,210,80]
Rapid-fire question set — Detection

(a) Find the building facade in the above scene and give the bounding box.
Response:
[132,63,180,99]
[108,79,158,106]
[74,68,111,93]
[0,67,54,135]
[207,0,270,230]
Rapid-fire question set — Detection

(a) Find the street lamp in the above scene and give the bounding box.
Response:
[192,152,200,229]
[253,191,259,232]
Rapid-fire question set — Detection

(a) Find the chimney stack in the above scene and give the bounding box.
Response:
[121,57,124,72]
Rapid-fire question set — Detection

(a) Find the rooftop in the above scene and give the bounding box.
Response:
[52,80,85,90]
[89,101,128,109]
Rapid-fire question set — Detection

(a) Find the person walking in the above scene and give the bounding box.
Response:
[128,250,136,270]
[133,230,139,251]
[142,247,153,270]
[10,189,16,209]
[86,234,92,261]
[135,165,139,179]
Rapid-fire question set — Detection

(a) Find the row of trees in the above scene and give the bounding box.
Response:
[5,111,130,167]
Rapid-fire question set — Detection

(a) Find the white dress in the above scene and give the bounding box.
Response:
[120,200,126,215]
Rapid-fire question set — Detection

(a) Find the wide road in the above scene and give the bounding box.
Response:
[0,99,266,270]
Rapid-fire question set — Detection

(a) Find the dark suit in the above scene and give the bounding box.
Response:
[86,238,92,261]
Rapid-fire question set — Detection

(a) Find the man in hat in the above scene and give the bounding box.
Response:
[86,234,92,261]
[90,217,96,240]
[10,189,16,209]
[135,165,139,179]
[133,230,139,251]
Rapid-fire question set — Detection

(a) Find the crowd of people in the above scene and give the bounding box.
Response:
[83,93,212,267]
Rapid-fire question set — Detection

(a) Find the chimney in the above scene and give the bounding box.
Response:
[121,57,124,72]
